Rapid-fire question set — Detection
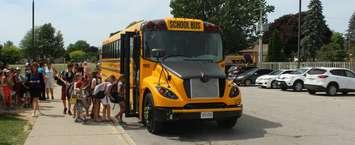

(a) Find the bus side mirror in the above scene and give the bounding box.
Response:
[152,49,165,60]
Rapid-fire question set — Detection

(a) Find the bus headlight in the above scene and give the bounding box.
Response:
[229,83,240,98]
[156,86,178,100]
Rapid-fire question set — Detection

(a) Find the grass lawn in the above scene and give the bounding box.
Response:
[0,115,31,145]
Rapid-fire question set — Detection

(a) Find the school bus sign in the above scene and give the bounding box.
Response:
[165,18,204,32]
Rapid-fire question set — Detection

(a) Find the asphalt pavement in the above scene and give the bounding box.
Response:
[118,87,355,145]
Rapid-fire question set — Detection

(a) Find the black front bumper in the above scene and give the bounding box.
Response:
[153,107,243,122]
[304,84,327,91]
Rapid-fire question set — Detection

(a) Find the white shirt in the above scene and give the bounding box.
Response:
[93,82,110,95]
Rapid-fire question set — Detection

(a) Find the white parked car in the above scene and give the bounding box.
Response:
[256,69,295,89]
[304,67,355,96]
[276,68,312,92]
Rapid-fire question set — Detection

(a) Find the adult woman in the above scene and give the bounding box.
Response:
[27,65,42,116]
[45,63,56,100]
[37,63,46,100]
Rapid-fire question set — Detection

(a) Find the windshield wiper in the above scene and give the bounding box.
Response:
[162,55,189,61]
[183,58,213,62]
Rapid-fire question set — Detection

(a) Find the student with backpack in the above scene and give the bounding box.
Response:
[91,71,102,121]
[111,75,126,124]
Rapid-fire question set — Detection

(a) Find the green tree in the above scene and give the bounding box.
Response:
[0,41,23,65]
[267,31,286,62]
[318,32,346,61]
[170,0,274,54]
[65,40,98,61]
[263,12,307,59]
[69,50,87,62]
[67,40,90,53]
[301,0,332,61]
[347,12,355,61]
[20,23,65,60]
[86,46,99,61]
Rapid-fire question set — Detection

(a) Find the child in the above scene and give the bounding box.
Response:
[1,69,13,110]
[101,78,113,122]
[93,79,111,122]
[73,74,85,122]
[91,71,102,122]
[112,75,126,124]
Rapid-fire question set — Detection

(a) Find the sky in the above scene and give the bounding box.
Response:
[0,0,354,47]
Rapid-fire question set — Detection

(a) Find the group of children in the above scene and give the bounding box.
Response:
[57,63,126,124]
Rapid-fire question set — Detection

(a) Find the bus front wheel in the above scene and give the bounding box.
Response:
[143,92,161,134]
[217,117,238,129]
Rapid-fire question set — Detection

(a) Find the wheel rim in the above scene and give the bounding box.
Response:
[295,83,302,91]
[144,102,152,129]
[271,81,277,89]
[329,86,337,95]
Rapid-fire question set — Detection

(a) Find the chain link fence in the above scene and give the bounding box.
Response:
[261,62,355,71]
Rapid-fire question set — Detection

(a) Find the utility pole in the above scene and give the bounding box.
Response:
[297,0,302,68]
[258,5,263,67]
[32,0,35,61]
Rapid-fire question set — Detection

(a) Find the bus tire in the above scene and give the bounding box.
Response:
[217,117,238,129]
[143,92,161,134]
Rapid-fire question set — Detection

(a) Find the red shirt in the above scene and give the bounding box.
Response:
[75,80,83,89]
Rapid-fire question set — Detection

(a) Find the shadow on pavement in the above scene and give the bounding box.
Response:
[122,121,145,130]
[40,113,65,118]
[313,93,355,97]
[155,114,282,142]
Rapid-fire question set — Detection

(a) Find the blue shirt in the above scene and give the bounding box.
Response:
[38,67,44,74]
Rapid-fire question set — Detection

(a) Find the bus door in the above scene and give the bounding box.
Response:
[120,32,140,117]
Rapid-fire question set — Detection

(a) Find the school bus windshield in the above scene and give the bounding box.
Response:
[144,31,223,62]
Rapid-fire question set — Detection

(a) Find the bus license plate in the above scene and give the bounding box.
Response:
[201,112,213,119]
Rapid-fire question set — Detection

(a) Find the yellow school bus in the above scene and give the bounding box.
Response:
[101,18,242,133]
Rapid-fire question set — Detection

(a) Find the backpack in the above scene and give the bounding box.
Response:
[55,71,67,86]
[93,83,106,99]
[110,82,124,103]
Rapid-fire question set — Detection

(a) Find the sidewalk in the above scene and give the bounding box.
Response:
[24,86,135,145]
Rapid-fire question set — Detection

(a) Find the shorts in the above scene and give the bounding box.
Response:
[101,96,111,106]
[30,88,41,98]
[76,100,84,113]
[45,79,55,89]
[112,93,124,103]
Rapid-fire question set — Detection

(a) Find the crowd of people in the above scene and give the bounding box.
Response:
[0,61,126,124]
[57,62,126,123]
[0,62,56,112]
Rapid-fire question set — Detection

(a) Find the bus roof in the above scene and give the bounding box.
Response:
[102,20,144,45]
[102,18,220,45]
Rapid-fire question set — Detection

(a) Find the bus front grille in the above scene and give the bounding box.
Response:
[184,78,223,98]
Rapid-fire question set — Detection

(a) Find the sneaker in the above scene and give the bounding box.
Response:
[75,118,83,123]
[118,120,126,125]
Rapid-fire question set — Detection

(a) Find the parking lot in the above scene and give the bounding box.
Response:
[120,87,355,145]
